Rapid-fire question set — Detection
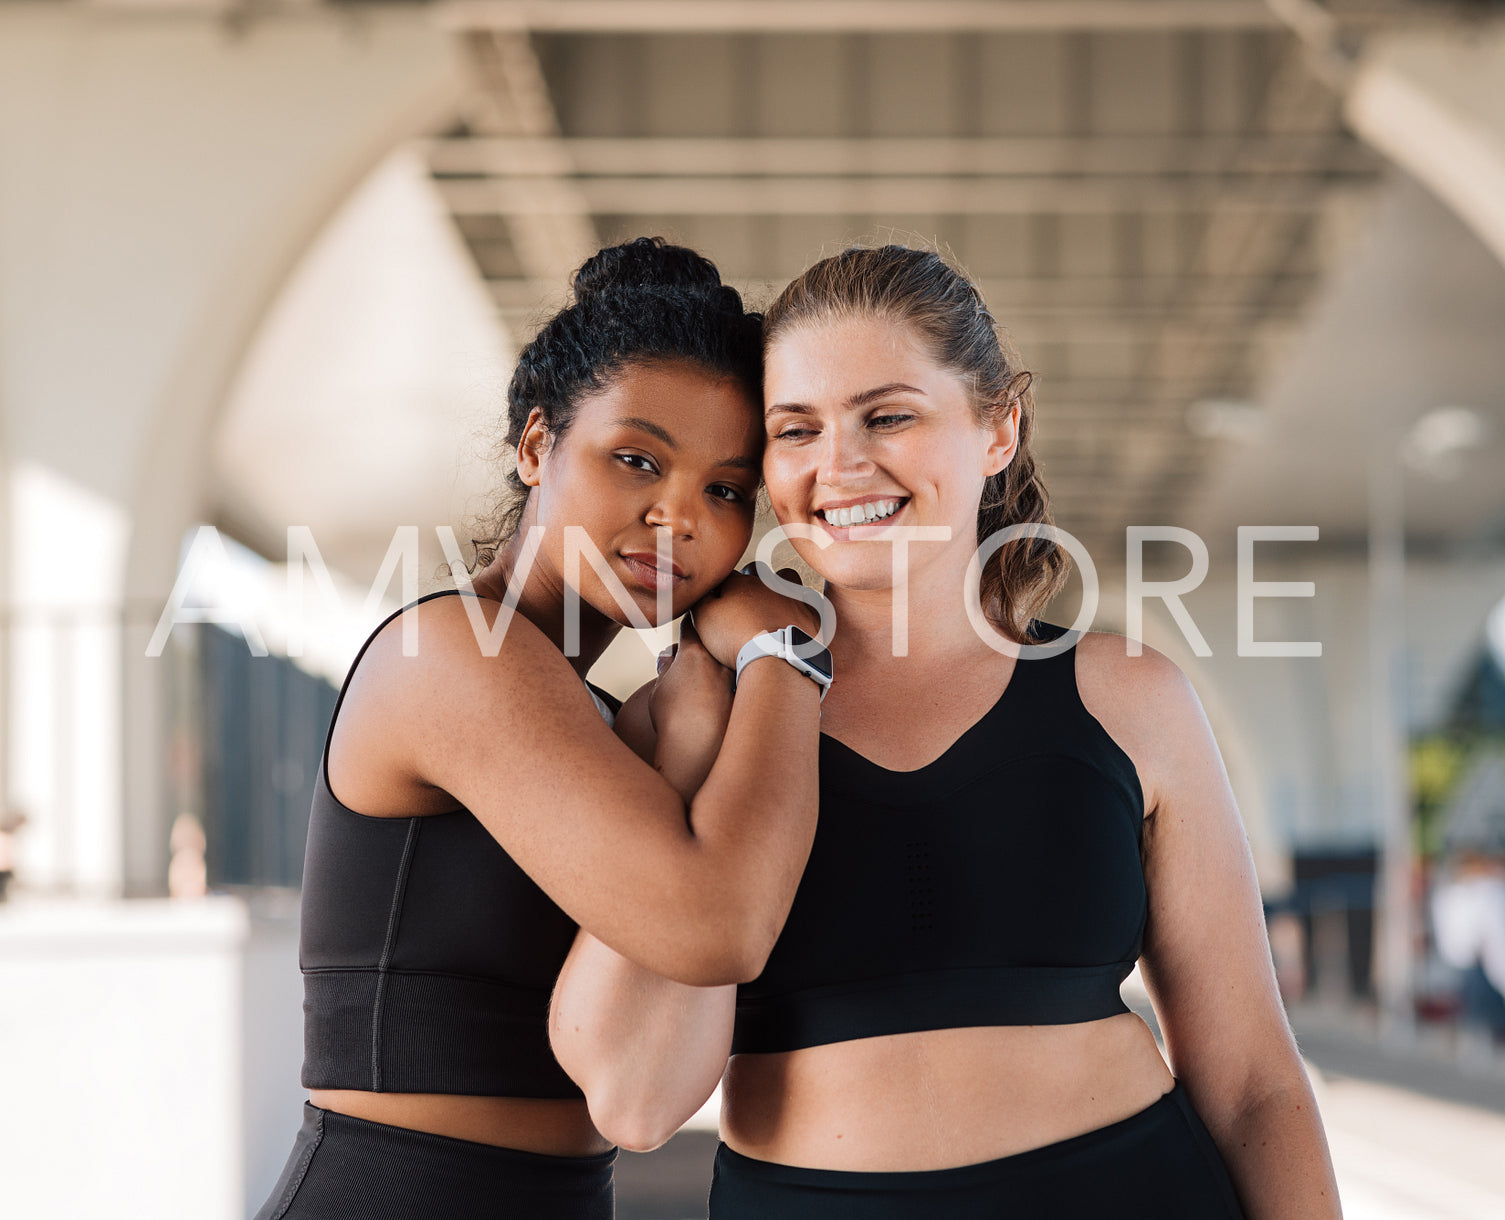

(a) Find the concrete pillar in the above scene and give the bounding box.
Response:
[0,7,465,894]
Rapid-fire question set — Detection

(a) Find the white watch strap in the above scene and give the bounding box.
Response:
[734,631,787,687]
[734,628,830,699]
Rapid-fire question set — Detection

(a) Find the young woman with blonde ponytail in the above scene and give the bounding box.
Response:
[550,244,1340,1217]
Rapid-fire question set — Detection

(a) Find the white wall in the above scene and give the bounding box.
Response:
[0,895,303,1220]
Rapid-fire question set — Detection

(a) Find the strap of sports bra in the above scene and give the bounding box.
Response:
[319,589,472,768]
[321,590,623,766]
[585,684,618,725]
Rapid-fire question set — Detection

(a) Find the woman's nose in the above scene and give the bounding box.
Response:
[816,425,875,486]
[644,487,696,538]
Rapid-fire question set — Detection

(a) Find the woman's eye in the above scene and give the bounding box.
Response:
[869,414,913,428]
[708,484,746,503]
[616,452,657,473]
[773,426,817,441]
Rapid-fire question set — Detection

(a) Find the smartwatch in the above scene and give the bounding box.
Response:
[734,626,834,701]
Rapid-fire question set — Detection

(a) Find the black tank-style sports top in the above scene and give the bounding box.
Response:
[299,590,616,1098]
[732,622,1145,1054]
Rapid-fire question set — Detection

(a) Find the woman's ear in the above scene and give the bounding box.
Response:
[515,408,549,488]
[983,399,1021,478]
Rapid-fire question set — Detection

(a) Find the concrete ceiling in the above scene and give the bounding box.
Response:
[426,8,1398,564]
[1192,172,1505,557]
[209,1,1505,590]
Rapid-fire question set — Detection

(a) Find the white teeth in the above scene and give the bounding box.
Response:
[821,499,904,527]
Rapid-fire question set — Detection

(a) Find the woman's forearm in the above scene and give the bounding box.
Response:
[550,933,734,1151]
[1206,1078,1341,1219]
[644,661,821,983]
[549,684,740,1149]
[652,717,723,800]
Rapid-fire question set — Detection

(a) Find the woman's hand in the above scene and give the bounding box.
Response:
[649,621,733,743]
[688,564,823,670]
[648,622,734,798]
[397,583,820,985]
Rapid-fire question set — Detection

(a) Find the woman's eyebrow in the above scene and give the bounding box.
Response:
[848,382,925,407]
[612,417,676,447]
[716,455,759,472]
[765,383,926,418]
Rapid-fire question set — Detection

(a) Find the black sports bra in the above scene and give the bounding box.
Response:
[732,622,1146,1054]
[299,590,616,1098]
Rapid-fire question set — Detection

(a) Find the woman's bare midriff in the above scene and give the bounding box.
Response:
[720,1012,1173,1172]
[307,1091,613,1157]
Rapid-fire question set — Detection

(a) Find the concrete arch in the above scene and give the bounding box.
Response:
[119,14,467,606]
[0,6,468,894]
[116,14,470,896]
[1345,22,1505,271]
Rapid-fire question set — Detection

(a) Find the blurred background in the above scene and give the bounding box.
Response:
[2,1,1505,1216]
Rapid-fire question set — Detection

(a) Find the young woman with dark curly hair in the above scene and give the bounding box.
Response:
[254,238,827,1220]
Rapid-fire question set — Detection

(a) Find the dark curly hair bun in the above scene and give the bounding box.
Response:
[571,235,747,318]
[572,236,724,301]
[471,237,764,564]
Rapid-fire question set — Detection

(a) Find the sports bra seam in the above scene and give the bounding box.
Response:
[302,964,556,992]
[370,817,422,1092]
[740,961,1137,1005]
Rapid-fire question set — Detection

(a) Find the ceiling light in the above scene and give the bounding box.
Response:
[1405,405,1487,478]
[1185,398,1266,442]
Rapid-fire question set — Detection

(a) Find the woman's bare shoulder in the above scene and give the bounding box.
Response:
[326,592,595,815]
[1071,629,1192,701]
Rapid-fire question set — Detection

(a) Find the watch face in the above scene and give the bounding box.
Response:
[787,626,833,680]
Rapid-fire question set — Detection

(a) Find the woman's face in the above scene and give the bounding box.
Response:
[520,360,761,625]
[762,315,1016,594]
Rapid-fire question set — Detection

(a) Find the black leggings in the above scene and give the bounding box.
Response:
[709,1080,1245,1218]
[254,1103,615,1220]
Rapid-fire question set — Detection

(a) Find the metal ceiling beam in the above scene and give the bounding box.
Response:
[428,136,1379,179]
[455,31,599,304]
[488,290,1297,345]
[440,175,1357,216]
[1144,37,1335,395]
[486,275,1320,313]
[436,2,1284,33]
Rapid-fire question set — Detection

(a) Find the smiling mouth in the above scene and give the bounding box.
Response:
[816,497,909,530]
